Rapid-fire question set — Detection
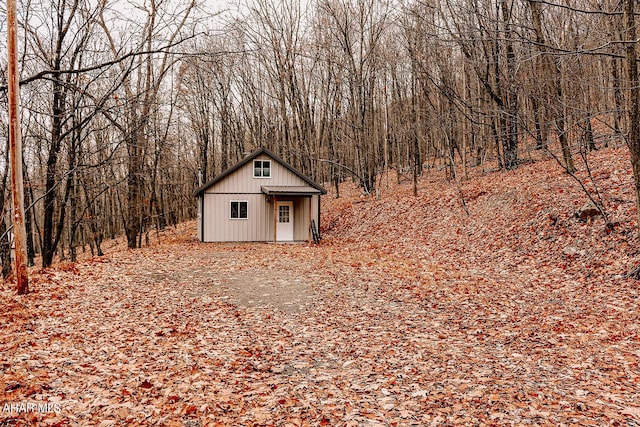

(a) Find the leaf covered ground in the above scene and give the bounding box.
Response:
[1,146,640,426]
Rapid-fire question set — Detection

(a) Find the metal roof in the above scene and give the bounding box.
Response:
[261,185,322,196]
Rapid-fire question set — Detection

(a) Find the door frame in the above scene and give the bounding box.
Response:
[276,201,294,241]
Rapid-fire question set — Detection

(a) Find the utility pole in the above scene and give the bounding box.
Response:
[7,0,29,294]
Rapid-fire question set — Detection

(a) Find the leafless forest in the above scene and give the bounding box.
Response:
[1,0,640,270]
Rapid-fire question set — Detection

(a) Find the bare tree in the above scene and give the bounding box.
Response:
[624,0,640,242]
[99,0,197,249]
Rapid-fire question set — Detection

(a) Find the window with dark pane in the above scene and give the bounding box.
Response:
[278,205,290,223]
[230,201,248,219]
[253,160,271,178]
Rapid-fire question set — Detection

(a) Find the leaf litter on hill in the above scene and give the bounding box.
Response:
[1,146,640,426]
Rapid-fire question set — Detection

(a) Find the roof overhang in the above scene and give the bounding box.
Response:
[261,185,322,196]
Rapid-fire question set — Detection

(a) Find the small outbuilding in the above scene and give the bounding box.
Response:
[194,148,327,243]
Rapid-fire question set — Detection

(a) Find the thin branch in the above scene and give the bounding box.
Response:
[0,34,202,92]
[545,146,612,228]
[528,0,623,16]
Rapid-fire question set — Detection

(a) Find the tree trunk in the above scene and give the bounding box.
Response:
[42,75,65,267]
[527,0,574,172]
[126,128,143,249]
[0,161,11,278]
[612,57,624,143]
[23,167,35,267]
[501,0,518,170]
[625,0,640,241]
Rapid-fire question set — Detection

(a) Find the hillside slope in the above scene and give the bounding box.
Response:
[322,146,638,284]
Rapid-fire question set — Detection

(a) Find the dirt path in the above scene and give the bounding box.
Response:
[135,245,320,313]
[1,229,640,426]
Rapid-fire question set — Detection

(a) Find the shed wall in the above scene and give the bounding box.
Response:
[200,154,322,242]
[311,194,320,236]
[197,197,203,240]
[208,154,309,193]
[202,193,272,242]
[201,194,321,242]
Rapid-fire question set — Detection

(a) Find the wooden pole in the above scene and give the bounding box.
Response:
[308,197,312,242]
[273,196,277,243]
[7,0,29,294]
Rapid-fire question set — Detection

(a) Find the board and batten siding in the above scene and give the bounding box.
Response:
[202,193,270,241]
[293,198,308,240]
[201,154,321,242]
[209,154,309,193]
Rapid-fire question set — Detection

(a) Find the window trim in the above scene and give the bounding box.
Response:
[230,200,249,220]
[253,160,271,178]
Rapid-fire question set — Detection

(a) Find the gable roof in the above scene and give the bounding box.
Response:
[193,147,327,197]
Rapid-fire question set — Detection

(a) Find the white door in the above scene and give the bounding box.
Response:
[276,201,294,241]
